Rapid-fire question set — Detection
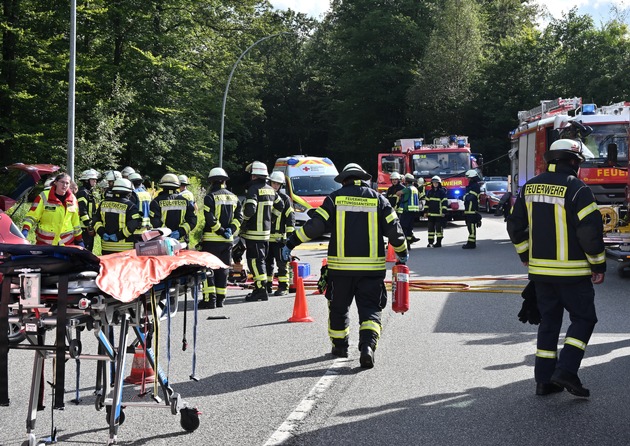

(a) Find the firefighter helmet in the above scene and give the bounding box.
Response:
[334,163,371,183]
[178,175,190,186]
[127,172,143,183]
[390,172,402,181]
[416,177,425,185]
[159,173,181,188]
[121,166,136,178]
[431,175,442,183]
[208,167,229,182]
[544,138,586,163]
[79,169,99,181]
[404,173,415,183]
[465,169,480,179]
[249,161,269,177]
[104,170,122,182]
[111,178,134,193]
[268,171,286,185]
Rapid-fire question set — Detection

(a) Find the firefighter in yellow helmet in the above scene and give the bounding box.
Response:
[507,138,605,397]
[93,178,141,254]
[150,173,197,243]
[241,161,284,301]
[282,163,408,369]
[199,167,243,309]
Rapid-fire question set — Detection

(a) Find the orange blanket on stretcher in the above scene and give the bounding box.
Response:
[96,250,227,303]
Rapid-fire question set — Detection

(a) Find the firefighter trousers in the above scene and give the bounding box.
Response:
[464,215,477,243]
[427,216,444,244]
[246,240,269,290]
[266,241,289,289]
[399,211,418,243]
[201,241,231,299]
[325,275,387,350]
[534,279,597,383]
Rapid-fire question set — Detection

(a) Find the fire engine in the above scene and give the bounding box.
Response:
[509,98,628,207]
[377,136,482,219]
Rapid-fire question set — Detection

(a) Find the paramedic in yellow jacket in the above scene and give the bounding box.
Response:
[22,173,84,247]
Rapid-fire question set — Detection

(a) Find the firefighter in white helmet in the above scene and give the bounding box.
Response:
[150,173,197,243]
[385,172,404,210]
[507,138,605,397]
[462,169,482,249]
[266,171,295,296]
[102,170,122,200]
[76,168,100,251]
[281,163,408,369]
[397,173,420,245]
[93,178,141,254]
[425,175,448,247]
[242,161,284,301]
[199,167,243,309]
[121,166,135,179]
[178,174,198,213]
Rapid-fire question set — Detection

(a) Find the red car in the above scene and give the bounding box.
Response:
[479,179,508,213]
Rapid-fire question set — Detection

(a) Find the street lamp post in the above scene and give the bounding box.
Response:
[218,32,290,167]
[66,0,77,179]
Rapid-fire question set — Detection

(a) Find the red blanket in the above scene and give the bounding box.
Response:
[96,250,227,302]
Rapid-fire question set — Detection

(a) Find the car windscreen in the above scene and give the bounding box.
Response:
[290,175,340,196]
[412,152,471,176]
[485,181,508,192]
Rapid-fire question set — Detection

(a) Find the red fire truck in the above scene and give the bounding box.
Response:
[376,136,482,220]
[509,97,628,206]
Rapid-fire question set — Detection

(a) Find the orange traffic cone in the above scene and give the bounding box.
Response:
[288,276,314,322]
[124,348,155,384]
[386,243,396,262]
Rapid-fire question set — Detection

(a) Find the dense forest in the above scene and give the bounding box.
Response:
[2,0,630,187]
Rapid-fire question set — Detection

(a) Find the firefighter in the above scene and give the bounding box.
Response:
[266,171,295,296]
[242,161,284,302]
[150,173,197,244]
[415,177,426,211]
[102,170,122,199]
[425,175,448,248]
[76,168,100,251]
[281,163,408,369]
[178,174,198,213]
[93,178,141,254]
[128,172,152,240]
[462,169,482,249]
[200,167,243,309]
[397,173,420,245]
[121,166,136,179]
[385,172,404,209]
[21,173,84,247]
[507,139,606,397]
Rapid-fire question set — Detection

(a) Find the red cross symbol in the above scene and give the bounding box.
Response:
[302,166,310,172]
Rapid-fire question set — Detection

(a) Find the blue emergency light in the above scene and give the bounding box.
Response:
[582,104,596,115]
[457,138,466,148]
[414,140,423,149]
[287,158,299,165]
[323,158,333,164]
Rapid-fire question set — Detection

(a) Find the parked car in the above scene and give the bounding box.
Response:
[479,179,509,213]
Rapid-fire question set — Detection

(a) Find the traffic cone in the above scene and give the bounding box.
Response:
[288,276,314,322]
[386,243,396,262]
[124,348,155,384]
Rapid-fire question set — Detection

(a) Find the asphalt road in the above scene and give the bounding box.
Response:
[2,214,630,446]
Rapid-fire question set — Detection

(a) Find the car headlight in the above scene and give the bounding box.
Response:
[294,202,309,213]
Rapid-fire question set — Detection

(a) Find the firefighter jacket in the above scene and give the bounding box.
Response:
[76,185,97,229]
[94,194,142,252]
[463,181,480,215]
[130,187,152,231]
[150,189,197,240]
[507,163,606,282]
[241,178,283,242]
[287,180,408,277]
[426,185,448,217]
[397,184,420,213]
[202,184,243,243]
[385,183,404,209]
[270,190,295,243]
[23,189,83,246]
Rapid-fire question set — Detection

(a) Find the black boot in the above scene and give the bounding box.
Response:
[216,295,225,308]
[462,242,476,249]
[359,344,375,369]
[199,294,216,309]
[246,287,269,302]
[331,346,349,358]
[551,369,590,397]
[266,281,273,294]
[434,239,442,248]
[274,284,289,296]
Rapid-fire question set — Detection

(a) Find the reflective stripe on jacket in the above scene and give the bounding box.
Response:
[202,185,243,243]
[241,179,283,241]
[23,189,82,245]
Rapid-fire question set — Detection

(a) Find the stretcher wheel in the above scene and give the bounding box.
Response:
[8,321,25,345]
[180,407,200,432]
[69,339,82,358]
[106,405,125,426]
[95,393,104,411]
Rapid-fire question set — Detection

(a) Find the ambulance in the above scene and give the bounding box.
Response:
[272,155,340,224]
